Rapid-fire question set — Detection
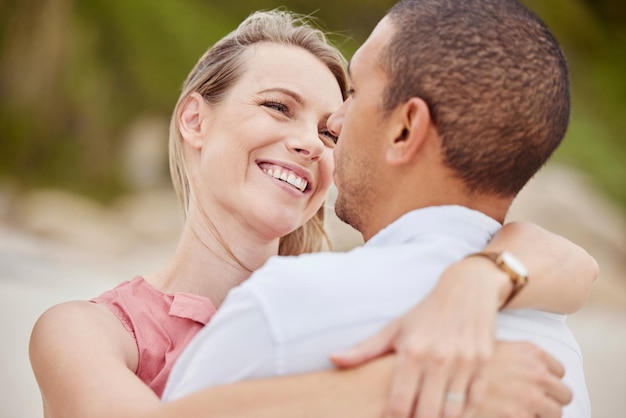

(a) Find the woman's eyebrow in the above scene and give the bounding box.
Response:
[257,87,305,105]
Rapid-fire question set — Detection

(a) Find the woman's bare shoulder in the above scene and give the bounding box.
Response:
[29,300,152,418]
[30,299,138,374]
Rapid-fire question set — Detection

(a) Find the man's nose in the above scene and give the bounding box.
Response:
[327,102,345,138]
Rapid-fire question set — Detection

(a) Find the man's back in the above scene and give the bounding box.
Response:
[164,206,589,416]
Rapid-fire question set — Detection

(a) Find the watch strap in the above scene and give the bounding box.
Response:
[467,251,529,309]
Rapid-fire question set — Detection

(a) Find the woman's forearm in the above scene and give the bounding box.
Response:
[481,221,598,313]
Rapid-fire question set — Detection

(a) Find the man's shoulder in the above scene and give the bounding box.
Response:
[234,240,464,341]
[259,249,357,275]
[243,235,473,299]
[496,310,582,357]
[241,248,368,296]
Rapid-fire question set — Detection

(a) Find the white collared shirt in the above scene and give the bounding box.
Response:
[163,205,590,417]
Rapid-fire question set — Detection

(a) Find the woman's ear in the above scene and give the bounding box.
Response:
[178,92,208,150]
[385,97,431,165]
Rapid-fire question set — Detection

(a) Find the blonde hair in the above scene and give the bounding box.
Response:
[169,10,348,259]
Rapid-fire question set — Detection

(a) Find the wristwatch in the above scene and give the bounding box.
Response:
[467,251,529,308]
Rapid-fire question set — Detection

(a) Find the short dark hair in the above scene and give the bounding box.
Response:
[382,0,570,197]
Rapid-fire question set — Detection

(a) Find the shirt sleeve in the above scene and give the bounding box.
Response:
[162,286,276,401]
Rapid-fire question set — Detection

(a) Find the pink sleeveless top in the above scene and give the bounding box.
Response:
[90,276,216,397]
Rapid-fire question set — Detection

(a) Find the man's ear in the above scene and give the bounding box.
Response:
[178,92,209,150]
[385,97,431,165]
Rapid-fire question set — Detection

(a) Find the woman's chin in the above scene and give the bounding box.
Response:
[261,217,305,240]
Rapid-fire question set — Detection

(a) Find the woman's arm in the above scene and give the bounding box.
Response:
[29,302,163,418]
[32,302,392,418]
[31,301,390,418]
[32,302,556,418]
[34,302,363,418]
[484,221,598,312]
[330,221,597,418]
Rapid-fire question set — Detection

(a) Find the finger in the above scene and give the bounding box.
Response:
[331,321,399,367]
[543,373,573,407]
[466,371,488,411]
[443,369,474,418]
[386,354,423,418]
[414,364,449,418]
[533,393,563,418]
[541,351,565,379]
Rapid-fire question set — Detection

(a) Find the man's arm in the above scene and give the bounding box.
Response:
[162,282,571,418]
[157,343,569,418]
[162,221,592,418]
[160,358,392,418]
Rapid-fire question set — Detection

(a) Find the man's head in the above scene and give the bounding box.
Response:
[329,0,570,237]
[383,0,570,196]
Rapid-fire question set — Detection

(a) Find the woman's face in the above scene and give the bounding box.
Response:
[192,43,343,242]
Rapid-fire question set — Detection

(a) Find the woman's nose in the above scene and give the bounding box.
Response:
[287,130,324,161]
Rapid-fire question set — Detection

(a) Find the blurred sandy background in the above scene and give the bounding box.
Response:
[2,0,625,417]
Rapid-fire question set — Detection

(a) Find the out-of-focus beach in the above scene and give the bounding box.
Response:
[1,164,625,418]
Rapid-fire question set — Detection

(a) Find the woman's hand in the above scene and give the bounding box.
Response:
[331,258,507,418]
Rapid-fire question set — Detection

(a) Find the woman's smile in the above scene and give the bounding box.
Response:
[258,161,311,193]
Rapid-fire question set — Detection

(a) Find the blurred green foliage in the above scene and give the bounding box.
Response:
[1,0,624,206]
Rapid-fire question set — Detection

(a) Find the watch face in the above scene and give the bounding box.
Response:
[500,251,528,277]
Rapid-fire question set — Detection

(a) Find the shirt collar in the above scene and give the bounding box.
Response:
[365,205,501,249]
[169,292,217,325]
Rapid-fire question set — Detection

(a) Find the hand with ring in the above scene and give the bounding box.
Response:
[331,259,500,418]
[445,392,465,405]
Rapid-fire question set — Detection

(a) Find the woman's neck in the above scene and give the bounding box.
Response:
[147,216,279,308]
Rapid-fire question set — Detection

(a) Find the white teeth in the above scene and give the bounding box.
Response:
[261,165,308,192]
[297,178,308,191]
[291,177,308,192]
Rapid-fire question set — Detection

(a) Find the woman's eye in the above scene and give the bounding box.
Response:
[320,128,338,146]
[263,101,290,115]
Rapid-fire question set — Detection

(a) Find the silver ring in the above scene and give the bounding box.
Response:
[445,392,466,403]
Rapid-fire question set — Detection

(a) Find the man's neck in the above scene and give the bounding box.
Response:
[361,180,511,242]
